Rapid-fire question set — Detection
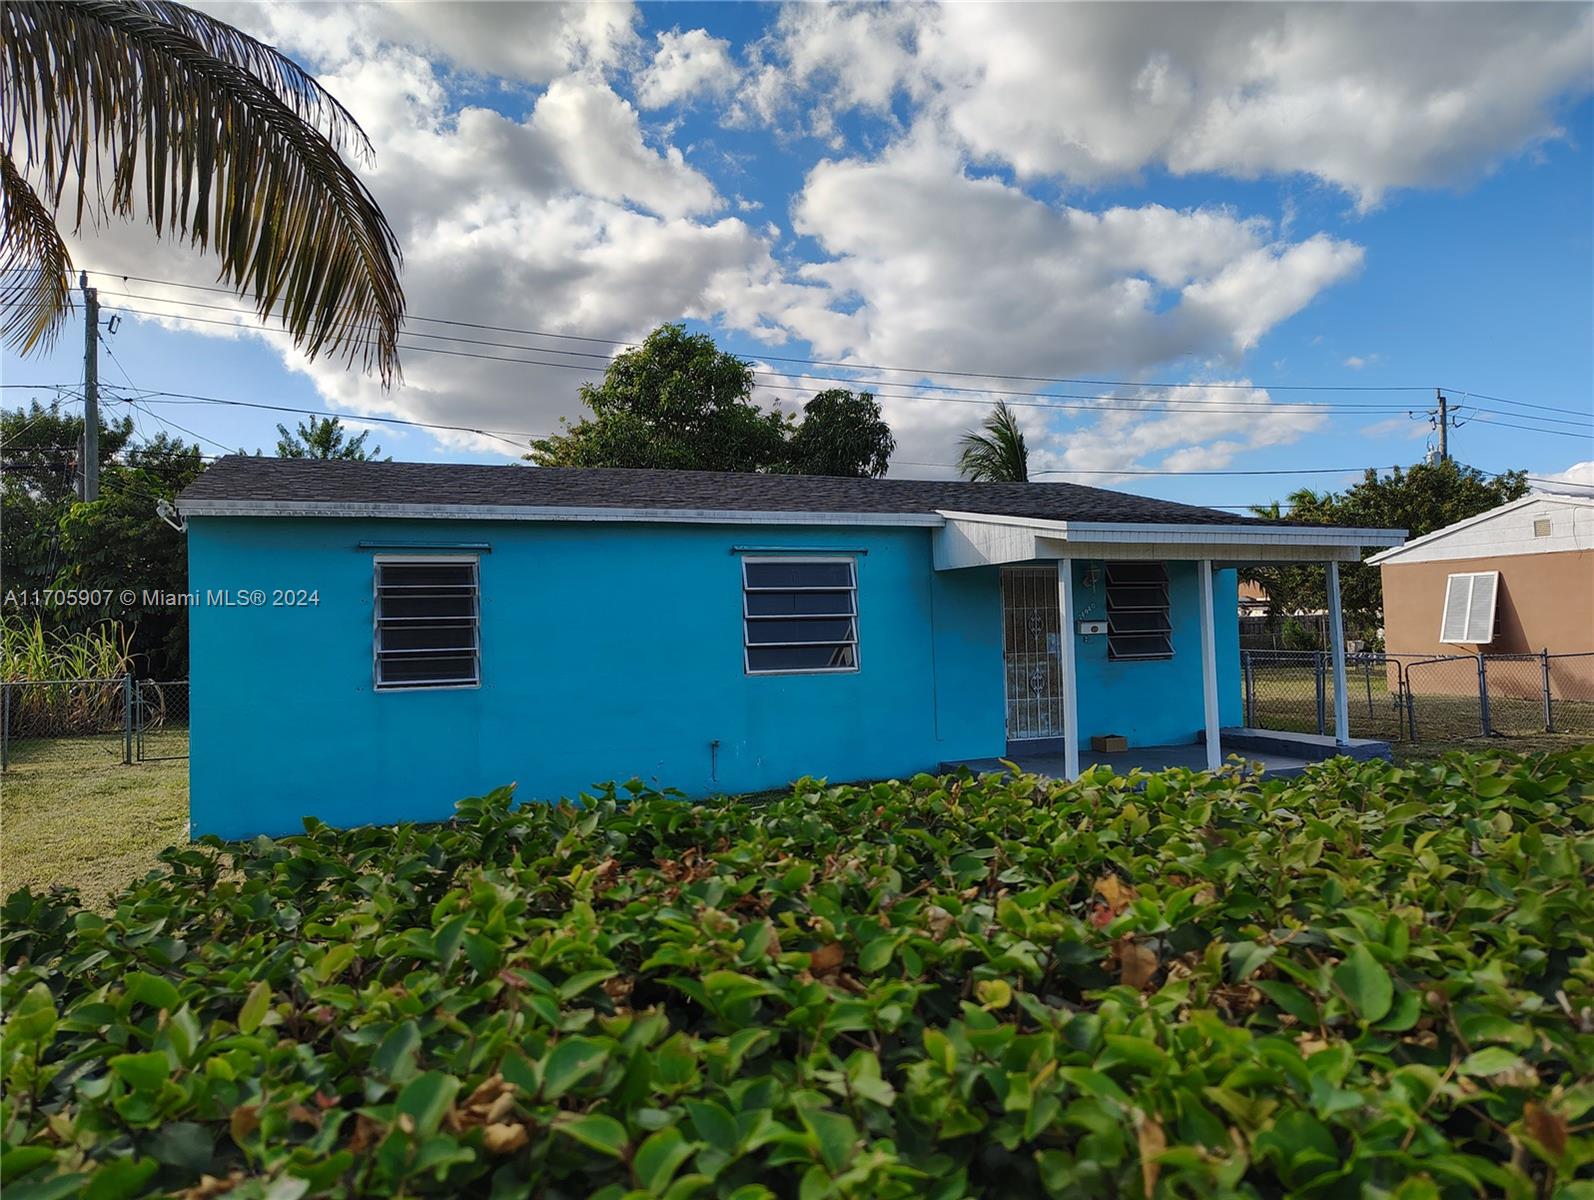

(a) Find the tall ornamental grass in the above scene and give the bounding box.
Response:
[0,617,131,735]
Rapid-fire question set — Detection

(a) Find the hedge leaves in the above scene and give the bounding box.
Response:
[3,748,1591,1198]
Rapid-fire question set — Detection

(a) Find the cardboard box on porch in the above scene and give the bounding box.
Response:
[1091,734,1129,753]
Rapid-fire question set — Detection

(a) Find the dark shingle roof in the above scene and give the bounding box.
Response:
[180,455,1267,526]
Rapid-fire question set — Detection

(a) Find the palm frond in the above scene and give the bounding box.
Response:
[0,154,74,352]
[957,400,1030,482]
[1,0,403,380]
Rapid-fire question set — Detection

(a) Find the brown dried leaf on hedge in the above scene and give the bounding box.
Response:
[1115,938,1159,991]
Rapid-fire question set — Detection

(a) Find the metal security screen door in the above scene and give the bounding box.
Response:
[1001,566,1064,740]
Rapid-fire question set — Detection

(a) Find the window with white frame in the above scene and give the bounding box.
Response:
[1105,562,1173,660]
[373,559,480,689]
[742,557,858,674]
[1439,571,1499,644]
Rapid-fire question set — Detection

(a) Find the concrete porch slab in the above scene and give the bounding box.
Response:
[943,727,1391,781]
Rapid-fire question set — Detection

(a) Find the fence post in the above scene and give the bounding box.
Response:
[1314,652,1326,736]
[1477,656,1492,737]
[1404,667,1418,743]
[1541,649,1553,733]
[123,675,134,765]
[1363,656,1375,719]
[1243,651,1255,727]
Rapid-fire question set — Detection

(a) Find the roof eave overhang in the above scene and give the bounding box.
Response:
[932,510,1405,570]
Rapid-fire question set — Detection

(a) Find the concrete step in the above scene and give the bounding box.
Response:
[1203,726,1392,762]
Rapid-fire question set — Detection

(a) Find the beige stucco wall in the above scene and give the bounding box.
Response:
[1381,549,1594,695]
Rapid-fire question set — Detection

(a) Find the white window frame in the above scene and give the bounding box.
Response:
[1439,570,1500,645]
[372,555,482,692]
[741,555,860,676]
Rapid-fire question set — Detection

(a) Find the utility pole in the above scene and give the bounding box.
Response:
[1435,387,1449,463]
[80,270,99,501]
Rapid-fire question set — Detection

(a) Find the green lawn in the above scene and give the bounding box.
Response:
[0,732,189,909]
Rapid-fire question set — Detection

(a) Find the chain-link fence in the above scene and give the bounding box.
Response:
[1241,650,1409,741]
[0,677,189,769]
[1243,650,1594,745]
[1547,653,1594,737]
[134,680,189,763]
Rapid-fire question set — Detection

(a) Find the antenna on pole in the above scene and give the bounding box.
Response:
[80,271,100,501]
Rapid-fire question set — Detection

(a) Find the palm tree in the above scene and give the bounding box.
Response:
[957,400,1029,482]
[1,1,403,381]
[275,416,386,461]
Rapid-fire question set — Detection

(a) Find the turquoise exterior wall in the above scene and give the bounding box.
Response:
[1067,560,1243,747]
[186,518,1242,837]
[187,518,1004,837]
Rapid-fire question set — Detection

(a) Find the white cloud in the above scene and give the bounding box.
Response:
[41,0,1540,485]
[1024,382,1327,482]
[1536,460,1594,495]
[637,28,739,109]
[774,129,1362,380]
[206,0,641,85]
[59,11,779,457]
[748,2,1594,206]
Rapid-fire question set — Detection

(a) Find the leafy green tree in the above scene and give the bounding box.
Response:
[784,389,894,478]
[530,325,786,471]
[1244,460,1529,640]
[2,400,135,595]
[528,325,897,477]
[0,0,403,379]
[55,435,206,673]
[275,416,386,461]
[957,401,1029,482]
[3,404,203,676]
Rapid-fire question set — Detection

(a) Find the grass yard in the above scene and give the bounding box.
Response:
[0,732,188,909]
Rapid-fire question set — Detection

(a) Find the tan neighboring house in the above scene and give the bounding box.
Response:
[1368,493,1594,693]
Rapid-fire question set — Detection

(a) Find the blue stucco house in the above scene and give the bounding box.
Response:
[177,458,1402,837]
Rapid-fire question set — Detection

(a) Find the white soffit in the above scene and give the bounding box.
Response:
[932,511,1404,570]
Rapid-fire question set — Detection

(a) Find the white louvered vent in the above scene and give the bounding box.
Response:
[1439,571,1499,645]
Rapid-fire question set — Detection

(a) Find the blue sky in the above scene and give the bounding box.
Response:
[4,1,1591,510]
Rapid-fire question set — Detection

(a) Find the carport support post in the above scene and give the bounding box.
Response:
[1198,560,1221,771]
[1057,559,1080,780]
[1327,559,1350,747]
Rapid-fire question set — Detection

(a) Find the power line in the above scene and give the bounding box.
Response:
[1456,414,1593,441]
[76,269,1442,395]
[1441,387,1594,421]
[14,266,1594,418]
[100,385,545,448]
[82,291,1592,431]
[120,398,237,456]
[89,300,1434,419]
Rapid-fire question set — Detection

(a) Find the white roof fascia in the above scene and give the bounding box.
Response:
[177,499,946,527]
[1367,494,1593,564]
[931,512,1402,570]
[935,510,1073,534]
[935,511,1402,546]
[1056,520,1404,547]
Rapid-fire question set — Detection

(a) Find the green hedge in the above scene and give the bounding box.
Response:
[4,751,1592,1199]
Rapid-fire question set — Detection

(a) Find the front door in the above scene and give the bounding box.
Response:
[1001,566,1064,741]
